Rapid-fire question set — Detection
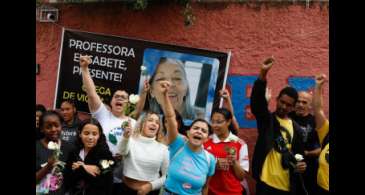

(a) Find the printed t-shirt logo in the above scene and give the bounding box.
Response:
[182,183,192,189]
[108,127,123,145]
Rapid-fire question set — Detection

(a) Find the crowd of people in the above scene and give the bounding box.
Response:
[36,55,329,195]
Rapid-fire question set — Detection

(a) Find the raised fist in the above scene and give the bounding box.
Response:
[261,56,274,71]
[315,74,327,86]
[219,89,230,99]
[79,55,92,68]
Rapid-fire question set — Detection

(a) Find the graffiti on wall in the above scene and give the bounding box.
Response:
[227,75,315,128]
[288,76,315,92]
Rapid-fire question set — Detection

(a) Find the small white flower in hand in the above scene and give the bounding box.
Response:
[100,160,110,169]
[140,65,149,80]
[295,154,304,161]
[129,94,140,104]
[48,141,59,150]
[108,160,114,166]
[41,162,48,167]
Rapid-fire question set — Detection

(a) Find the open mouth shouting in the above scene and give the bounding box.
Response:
[193,135,202,141]
[143,123,159,138]
[190,134,204,145]
[148,125,158,133]
[114,102,125,110]
[143,113,160,138]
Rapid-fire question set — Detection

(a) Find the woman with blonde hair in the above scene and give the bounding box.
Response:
[117,111,169,195]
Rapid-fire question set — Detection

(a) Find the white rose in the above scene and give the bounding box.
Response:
[41,162,48,168]
[295,154,304,161]
[100,160,110,169]
[141,66,146,71]
[48,141,59,150]
[129,94,140,104]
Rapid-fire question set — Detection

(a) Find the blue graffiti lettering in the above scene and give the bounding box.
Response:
[288,76,315,92]
[227,75,257,128]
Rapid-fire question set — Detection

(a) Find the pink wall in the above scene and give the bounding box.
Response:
[36,2,328,193]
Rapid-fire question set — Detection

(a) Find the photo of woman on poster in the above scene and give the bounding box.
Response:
[135,49,221,125]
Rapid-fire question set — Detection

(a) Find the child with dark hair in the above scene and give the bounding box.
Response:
[60,99,83,144]
[218,89,252,194]
[64,118,114,195]
[219,89,240,135]
[36,110,74,195]
[204,108,249,195]
[79,55,137,193]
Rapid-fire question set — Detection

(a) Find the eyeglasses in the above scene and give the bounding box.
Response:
[114,95,128,100]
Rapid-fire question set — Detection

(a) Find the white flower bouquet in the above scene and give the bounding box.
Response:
[124,94,140,117]
[295,154,304,162]
[140,65,148,76]
[36,141,66,194]
[99,159,115,174]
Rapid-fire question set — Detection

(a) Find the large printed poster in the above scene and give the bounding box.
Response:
[54,28,230,124]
